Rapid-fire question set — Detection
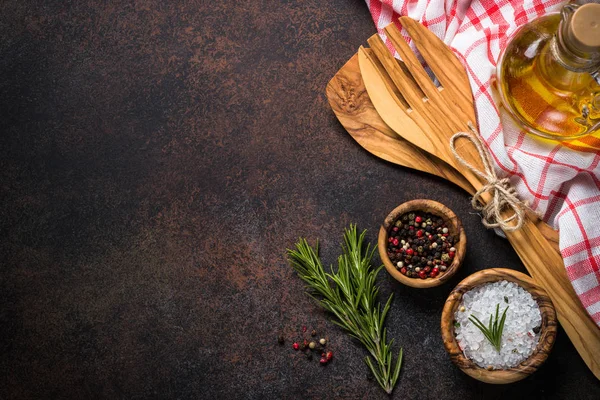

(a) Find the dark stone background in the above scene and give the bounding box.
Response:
[1,1,599,399]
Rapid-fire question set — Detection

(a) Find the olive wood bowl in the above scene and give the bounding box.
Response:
[378,199,466,288]
[441,268,557,384]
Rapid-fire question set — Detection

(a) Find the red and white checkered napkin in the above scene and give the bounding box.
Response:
[365,0,600,326]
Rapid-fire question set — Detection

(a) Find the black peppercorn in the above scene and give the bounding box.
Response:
[387,211,456,280]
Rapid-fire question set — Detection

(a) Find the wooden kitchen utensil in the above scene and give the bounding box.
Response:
[326,53,560,252]
[326,54,475,194]
[358,17,600,379]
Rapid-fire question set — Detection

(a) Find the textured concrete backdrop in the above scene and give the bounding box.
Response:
[1,1,599,399]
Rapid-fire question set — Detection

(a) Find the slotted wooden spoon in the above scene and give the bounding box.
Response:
[326,54,475,194]
[358,17,600,379]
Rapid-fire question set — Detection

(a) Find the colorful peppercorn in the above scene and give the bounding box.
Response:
[386,211,457,279]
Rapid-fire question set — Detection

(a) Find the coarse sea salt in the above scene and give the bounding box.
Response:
[454,280,541,369]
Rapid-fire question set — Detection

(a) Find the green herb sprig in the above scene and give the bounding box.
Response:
[468,303,509,352]
[287,224,403,394]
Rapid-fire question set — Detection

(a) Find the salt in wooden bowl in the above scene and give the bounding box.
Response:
[441,268,557,384]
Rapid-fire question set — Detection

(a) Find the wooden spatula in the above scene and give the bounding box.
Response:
[326,54,475,194]
[326,53,560,253]
[359,17,600,379]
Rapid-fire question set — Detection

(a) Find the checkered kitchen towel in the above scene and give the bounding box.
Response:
[365,0,600,326]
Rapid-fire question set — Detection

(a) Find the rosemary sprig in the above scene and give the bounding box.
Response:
[287,224,403,394]
[468,303,509,352]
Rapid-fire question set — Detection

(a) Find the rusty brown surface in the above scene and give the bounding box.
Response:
[0,1,599,399]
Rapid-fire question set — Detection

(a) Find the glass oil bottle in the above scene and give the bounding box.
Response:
[496,2,600,140]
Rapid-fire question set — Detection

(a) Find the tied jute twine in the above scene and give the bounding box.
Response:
[450,122,526,232]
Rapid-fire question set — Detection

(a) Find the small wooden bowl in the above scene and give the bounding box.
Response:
[441,268,557,384]
[378,199,466,288]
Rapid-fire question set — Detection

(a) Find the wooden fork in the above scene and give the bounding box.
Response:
[325,54,476,194]
[358,17,600,379]
[325,53,560,252]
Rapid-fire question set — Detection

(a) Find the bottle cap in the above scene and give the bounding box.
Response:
[568,3,600,54]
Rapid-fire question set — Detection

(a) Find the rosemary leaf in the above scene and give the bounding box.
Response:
[468,303,509,351]
[287,224,403,394]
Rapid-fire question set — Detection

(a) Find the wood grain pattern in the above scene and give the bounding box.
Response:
[359,31,484,192]
[325,52,560,252]
[325,55,476,194]
[441,268,557,384]
[359,17,600,380]
[377,199,466,288]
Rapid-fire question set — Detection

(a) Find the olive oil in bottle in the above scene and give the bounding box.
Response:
[497,3,600,140]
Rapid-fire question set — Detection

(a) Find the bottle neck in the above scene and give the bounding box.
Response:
[552,4,600,83]
[539,38,594,92]
[537,6,600,92]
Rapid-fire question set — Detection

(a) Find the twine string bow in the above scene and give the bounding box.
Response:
[450,122,525,232]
